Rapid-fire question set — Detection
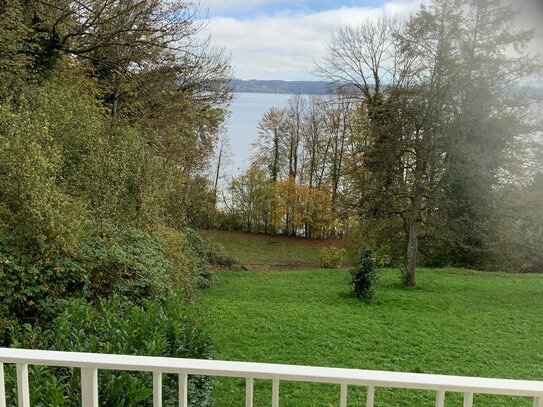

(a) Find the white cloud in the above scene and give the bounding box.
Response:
[202,1,421,80]
[202,0,542,81]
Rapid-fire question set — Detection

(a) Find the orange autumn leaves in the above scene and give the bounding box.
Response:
[274,176,335,236]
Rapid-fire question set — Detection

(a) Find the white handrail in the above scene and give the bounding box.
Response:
[1,347,543,406]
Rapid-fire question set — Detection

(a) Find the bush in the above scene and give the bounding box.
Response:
[0,225,174,333]
[183,228,245,289]
[399,267,410,286]
[319,246,346,269]
[5,295,213,407]
[83,226,174,303]
[350,250,377,300]
[0,222,242,333]
[344,217,404,266]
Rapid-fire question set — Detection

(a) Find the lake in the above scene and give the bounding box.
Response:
[225,92,292,175]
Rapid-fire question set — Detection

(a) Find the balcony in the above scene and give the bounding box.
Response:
[1,348,543,406]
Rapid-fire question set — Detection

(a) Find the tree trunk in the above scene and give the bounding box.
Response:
[406,181,424,286]
[272,129,279,182]
[213,143,223,206]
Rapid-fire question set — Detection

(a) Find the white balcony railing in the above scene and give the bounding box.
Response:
[1,348,543,407]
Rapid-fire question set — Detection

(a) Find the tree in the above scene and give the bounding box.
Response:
[273,177,333,237]
[318,0,540,284]
[283,95,306,181]
[0,1,33,100]
[0,0,234,324]
[322,95,353,217]
[230,166,276,233]
[302,96,327,189]
[436,0,539,267]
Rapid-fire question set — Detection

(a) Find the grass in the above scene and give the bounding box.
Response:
[200,229,344,269]
[200,267,543,407]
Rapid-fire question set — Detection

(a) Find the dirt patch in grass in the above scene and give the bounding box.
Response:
[243,262,315,271]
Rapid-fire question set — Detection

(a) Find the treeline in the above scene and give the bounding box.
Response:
[0,1,238,401]
[221,95,354,237]
[218,0,543,281]
[230,79,331,94]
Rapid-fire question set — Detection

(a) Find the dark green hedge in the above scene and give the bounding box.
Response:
[5,295,213,406]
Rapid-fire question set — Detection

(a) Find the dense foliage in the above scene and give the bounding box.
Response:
[0,0,233,314]
[0,0,236,400]
[4,296,213,406]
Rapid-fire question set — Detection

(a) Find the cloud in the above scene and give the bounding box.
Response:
[202,0,542,81]
[203,1,421,80]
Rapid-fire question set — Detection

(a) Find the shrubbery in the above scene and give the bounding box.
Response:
[4,295,213,406]
[0,4,236,405]
[319,246,346,269]
[350,250,378,300]
[0,224,240,344]
[0,226,168,334]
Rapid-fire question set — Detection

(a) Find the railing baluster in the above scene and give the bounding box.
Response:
[81,367,98,407]
[435,389,445,407]
[0,362,5,407]
[340,383,347,407]
[272,379,279,407]
[366,385,375,407]
[246,377,254,407]
[153,371,162,407]
[16,363,30,407]
[179,373,188,407]
[5,348,543,407]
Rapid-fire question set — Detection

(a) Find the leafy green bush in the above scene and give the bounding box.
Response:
[344,218,404,267]
[184,228,244,289]
[319,246,346,269]
[185,228,242,269]
[0,225,175,333]
[0,222,240,337]
[350,250,377,300]
[5,295,213,407]
[82,226,174,302]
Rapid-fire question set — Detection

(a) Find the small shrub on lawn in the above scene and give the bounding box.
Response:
[399,266,411,286]
[6,294,213,407]
[319,246,346,269]
[350,250,377,300]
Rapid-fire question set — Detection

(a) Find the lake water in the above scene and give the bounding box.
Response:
[225,93,292,174]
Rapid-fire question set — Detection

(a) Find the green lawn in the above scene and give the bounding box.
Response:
[200,268,543,407]
[200,229,343,269]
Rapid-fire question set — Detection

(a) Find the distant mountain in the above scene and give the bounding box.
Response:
[230,79,334,94]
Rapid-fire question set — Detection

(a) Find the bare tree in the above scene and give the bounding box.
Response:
[285,95,306,181]
[315,15,404,104]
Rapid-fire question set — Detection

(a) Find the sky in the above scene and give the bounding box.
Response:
[198,0,543,82]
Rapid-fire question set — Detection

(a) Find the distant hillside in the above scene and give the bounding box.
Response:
[230,79,333,94]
